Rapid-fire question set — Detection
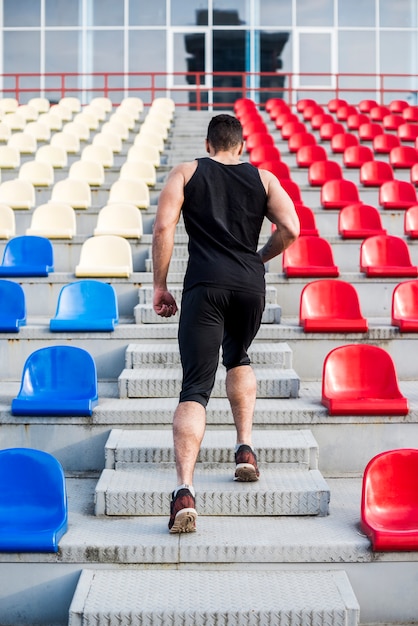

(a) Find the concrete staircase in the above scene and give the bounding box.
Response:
[1,107,418,625]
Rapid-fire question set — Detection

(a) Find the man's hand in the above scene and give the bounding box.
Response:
[153,287,178,317]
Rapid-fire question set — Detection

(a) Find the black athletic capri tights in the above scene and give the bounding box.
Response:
[178,285,265,407]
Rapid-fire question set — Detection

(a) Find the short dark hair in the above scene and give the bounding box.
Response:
[206,114,243,151]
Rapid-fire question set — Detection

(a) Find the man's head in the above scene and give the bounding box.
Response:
[206,114,243,152]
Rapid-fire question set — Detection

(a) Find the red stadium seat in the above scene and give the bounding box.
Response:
[258,159,291,180]
[295,205,319,236]
[319,122,345,141]
[296,144,328,168]
[336,104,358,121]
[358,122,384,141]
[389,146,418,168]
[359,160,394,186]
[411,163,418,187]
[242,119,268,139]
[282,236,339,277]
[402,106,418,123]
[398,123,418,143]
[389,100,409,114]
[281,121,307,140]
[338,203,387,239]
[308,160,343,186]
[268,102,291,121]
[302,104,324,121]
[372,133,401,154]
[322,344,408,416]
[358,99,378,113]
[392,279,418,331]
[288,131,316,153]
[245,132,274,152]
[382,114,404,131]
[280,178,304,206]
[346,113,369,130]
[321,179,361,209]
[310,112,334,130]
[379,180,418,209]
[330,132,359,154]
[404,204,418,237]
[249,145,281,167]
[369,105,391,121]
[296,98,317,113]
[274,112,299,129]
[299,279,367,332]
[265,97,289,113]
[361,449,418,550]
[343,144,374,168]
[328,98,348,113]
[360,234,418,277]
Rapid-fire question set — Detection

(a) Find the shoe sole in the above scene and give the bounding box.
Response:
[169,508,198,533]
[234,463,260,482]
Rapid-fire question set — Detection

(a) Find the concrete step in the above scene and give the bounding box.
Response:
[104,428,319,469]
[125,342,293,369]
[94,465,330,516]
[134,301,282,323]
[68,569,359,626]
[118,366,301,399]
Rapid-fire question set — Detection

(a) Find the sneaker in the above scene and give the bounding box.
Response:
[168,488,197,533]
[234,444,260,482]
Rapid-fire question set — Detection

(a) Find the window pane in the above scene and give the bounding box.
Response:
[213,0,249,25]
[299,32,332,83]
[258,30,291,104]
[4,0,40,26]
[45,0,80,26]
[3,31,40,72]
[338,0,375,27]
[171,0,208,26]
[380,0,415,28]
[88,0,124,27]
[339,30,375,73]
[296,0,334,26]
[129,30,167,104]
[45,31,81,72]
[259,0,292,26]
[129,0,166,25]
[89,30,124,72]
[380,31,416,74]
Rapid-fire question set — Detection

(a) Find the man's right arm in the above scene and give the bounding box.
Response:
[257,169,300,264]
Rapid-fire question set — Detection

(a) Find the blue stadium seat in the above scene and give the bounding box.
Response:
[50,280,119,331]
[0,235,54,277]
[0,279,26,332]
[12,345,98,416]
[0,447,67,552]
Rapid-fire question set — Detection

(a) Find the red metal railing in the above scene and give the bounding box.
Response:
[0,72,417,109]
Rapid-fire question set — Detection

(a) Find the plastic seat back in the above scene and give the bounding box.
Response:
[308,160,342,186]
[0,279,26,331]
[35,144,68,168]
[335,105,358,121]
[50,132,80,154]
[389,100,409,114]
[321,179,360,209]
[245,132,274,152]
[282,236,339,277]
[288,131,316,153]
[119,160,156,186]
[0,235,54,276]
[94,203,143,238]
[0,203,16,239]
[330,132,359,153]
[242,120,268,139]
[372,133,400,154]
[108,178,150,209]
[346,113,369,130]
[295,205,319,236]
[26,202,76,239]
[11,345,98,416]
[321,344,408,415]
[379,180,418,210]
[358,99,378,113]
[51,178,91,209]
[0,179,35,209]
[327,98,348,112]
[361,449,418,550]
[411,163,418,187]
[75,234,133,278]
[58,96,81,113]
[391,279,418,331]
[360,234,417,277]
[299,280,367,332]
[127,144,160,167]
[359,160,394,186]
[310,112,334,130]
[93,131,122,154]
[296,144,328,168]
[19,160,54,186]
[280,179,303,206]
[389,146,418,168]
[369,105,391,121]
[258,160,291,180]
[403,106,418,123]
[343,145,374,168]
[404,204,418,238]
[319,122,345,140]
[0,448,68,552]
[50,280,119,331]
[0,145,19,168]
[358,122,384,141]
[249,145,281,167]
[81,144,114,168]
[25,121,51,142]
[281,121,306,140]
[338,203,386,239]
[69,159,105,186]
[382,114,404,131]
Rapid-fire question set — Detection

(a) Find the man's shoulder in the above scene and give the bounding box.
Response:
[169,159,199,185]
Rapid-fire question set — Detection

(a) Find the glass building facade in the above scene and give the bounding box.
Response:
[0,0,417,106]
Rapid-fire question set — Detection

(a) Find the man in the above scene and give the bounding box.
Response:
[152,113,300,533]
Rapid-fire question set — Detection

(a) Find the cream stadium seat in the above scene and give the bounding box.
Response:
[110,109,136,130]
[134,130,164,152]
[0,179,35,209]
[108,178,150,209]
[94,203,143,238]
[49,103,73,122]
[50,131,80,154]
[28,97,50,114]
[119,97,144,118]
[89,97,113,114]
[127,143,160,167]
[84,103,107,122]
[0,122,12,142]
[0,98,18,114]
[140,116,168,140]
[81,144,114,168]
[58,96,81,113]
[2,112,26,131]
[37,112,63,131]
[151,96,175,114]
[69,159,105,186]
[26,202,76,239]
[19,160,54,186]
[35,144,68,168]
[62,120,90,141]
[101,120,129,140]
[74,111,100,131]
[92,131,122,153]
[50,178,91,209]
[0,204,16,238]
[0,145,20,169]
[16,104,38,122]
[24,121,51,142]
[75,235,133,278]
[119,160,156,186]
[8,132,37,155]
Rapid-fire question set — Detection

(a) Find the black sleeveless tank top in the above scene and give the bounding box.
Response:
[181,157,267,294]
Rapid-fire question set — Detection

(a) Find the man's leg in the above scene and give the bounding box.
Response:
[226,365,257,447]
[173,400,206,486]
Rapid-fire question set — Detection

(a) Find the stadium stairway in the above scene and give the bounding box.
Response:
[0,108,418,625]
